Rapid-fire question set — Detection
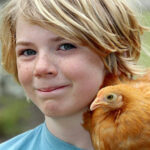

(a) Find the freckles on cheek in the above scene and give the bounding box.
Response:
[63,58,87,75]
[17,64,32,84]
[65,64,84,80]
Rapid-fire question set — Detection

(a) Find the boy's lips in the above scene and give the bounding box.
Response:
[36,85,70,92]
[35,84,70,99]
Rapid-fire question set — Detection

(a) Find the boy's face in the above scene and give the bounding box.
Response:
[16,17,105,117]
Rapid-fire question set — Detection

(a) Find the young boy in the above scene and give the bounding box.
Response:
[0,0,147,149]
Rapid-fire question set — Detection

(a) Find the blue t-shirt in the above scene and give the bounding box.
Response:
[0,123,83,150]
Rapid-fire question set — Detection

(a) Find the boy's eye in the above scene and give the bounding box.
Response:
[21,49,36,56]
[59,43,76,51]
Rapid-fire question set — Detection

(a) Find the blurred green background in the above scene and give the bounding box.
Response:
[138,11,150,67]
[0,96,44,142]
[0,3,150,143]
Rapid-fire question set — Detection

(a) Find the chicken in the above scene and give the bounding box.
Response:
[83,72,150,150]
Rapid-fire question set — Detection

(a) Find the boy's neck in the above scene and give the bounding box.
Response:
[45,109,94,150]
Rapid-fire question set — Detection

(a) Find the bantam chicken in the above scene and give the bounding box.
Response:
[83,72,150,150]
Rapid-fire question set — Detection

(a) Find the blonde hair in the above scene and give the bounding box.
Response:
[0,0,147,81]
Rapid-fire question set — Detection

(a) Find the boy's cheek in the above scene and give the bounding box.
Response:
[17,64,33,84]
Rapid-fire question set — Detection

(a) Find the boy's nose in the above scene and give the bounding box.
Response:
[33,53,58,78]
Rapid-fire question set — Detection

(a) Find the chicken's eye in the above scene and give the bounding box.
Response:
[105,93,117,102]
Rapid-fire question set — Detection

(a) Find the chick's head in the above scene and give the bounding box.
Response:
[90,84,141,112]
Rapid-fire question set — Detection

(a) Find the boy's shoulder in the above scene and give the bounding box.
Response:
[0,123,43,150]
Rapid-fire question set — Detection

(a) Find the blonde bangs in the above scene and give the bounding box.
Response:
[20,0,113,56]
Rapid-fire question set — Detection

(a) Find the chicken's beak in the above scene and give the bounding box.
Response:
[90,97,107,111]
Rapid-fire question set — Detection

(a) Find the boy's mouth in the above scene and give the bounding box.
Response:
[37,85,70,93]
